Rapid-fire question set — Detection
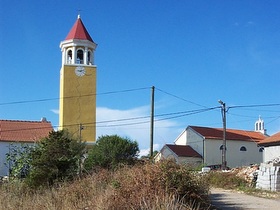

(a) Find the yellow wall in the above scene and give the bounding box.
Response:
[59,65,96,143]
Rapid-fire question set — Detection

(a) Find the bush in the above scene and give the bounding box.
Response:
[26,130,85,188]
[84,135,139,171]
[208,171,248,189]
[0,160,211,209]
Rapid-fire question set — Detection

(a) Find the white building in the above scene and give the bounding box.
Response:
[156,120,267,168]
[154,144,202,166]
[259,132,280,163]
[0,119,53,177]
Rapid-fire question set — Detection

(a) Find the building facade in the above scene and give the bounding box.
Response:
[0,119,52,176]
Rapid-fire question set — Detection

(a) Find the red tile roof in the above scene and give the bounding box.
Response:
[259,132,280,146]
[65,16,94,42]
[189,126,266,143]
[0,120,53,142]
[165,144,202,158]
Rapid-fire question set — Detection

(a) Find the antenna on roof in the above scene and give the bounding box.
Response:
[77,9,82,19]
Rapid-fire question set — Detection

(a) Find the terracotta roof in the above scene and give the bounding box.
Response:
[165,144,202,158]
[259,132,280,146]
[189,126,266,143]
[65,16,94,42]
[0,120,53,142]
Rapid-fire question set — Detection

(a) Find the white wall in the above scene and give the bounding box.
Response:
[174,129,187,145]
[178,156,202,166]
[263,146,280,163]
[154,146,177,162]
[0,142,12,176]
[186,128,204,156]
[204,139,263,168]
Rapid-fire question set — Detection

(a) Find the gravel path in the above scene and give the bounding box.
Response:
[210,188,280,210]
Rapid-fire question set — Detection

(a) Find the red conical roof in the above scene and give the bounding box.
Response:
[65,15,93,42]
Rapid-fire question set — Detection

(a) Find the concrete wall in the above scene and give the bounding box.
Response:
[257,163,280,191]
[174,129,187,145]
[186,128,204,156]
[204,139,263,168]
[263,146,280,163]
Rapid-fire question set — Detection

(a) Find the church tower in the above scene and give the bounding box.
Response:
[59,15,97,143]
[255,116,267,135]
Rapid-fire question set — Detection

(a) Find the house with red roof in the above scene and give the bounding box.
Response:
[259,131,280,163]
[156,121,267,168]
[154,144,202,165]
[0,119,53,176]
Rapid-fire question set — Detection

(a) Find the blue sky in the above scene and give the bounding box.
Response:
[1,0,280,156]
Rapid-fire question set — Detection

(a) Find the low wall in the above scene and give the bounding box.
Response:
[256,163,280,191]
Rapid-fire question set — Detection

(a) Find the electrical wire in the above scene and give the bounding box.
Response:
[155,87,209,108]
[0,87,150,106]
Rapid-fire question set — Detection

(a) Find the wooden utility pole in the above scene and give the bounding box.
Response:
[218,100,227,170]
[150,86,155,158]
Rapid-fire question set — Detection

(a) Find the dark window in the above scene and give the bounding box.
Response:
[240,146,247,151]
[259,147,264,152]
[220,145,227,150]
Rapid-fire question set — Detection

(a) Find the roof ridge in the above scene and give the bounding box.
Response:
[0,119,50,123]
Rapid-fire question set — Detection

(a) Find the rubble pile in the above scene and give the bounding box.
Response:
[231,165,259,183]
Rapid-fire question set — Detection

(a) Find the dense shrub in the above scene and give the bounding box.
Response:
[84,135,139,171]
[26,130,85,188]
[0,160,211,209]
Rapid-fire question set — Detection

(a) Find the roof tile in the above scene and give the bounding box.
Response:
[65,17,93,42]
[190,126,266,142]
[166,144,202,158]
[0,120,53,142]
[259,132,280,146]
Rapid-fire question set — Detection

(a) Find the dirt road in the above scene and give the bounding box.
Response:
[210,188,280,210]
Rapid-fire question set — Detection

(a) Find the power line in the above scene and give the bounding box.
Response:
[155,87,208,108]
[0,87,150,106]
[1,107,220,132]
[229,103,280,109]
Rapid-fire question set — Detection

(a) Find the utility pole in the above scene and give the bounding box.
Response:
[218,100,227,170]
[150,86,155,158]
[79,123,83,176]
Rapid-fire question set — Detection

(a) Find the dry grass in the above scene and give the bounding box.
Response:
[0,160,211,210]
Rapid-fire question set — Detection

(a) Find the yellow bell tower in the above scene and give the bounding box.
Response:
[59,15,97,143]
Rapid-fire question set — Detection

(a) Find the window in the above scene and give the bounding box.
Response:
[219,145,226,150]
[240,146,247,151]
[259,147,264,152]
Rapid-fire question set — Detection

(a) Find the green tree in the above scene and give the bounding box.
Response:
[84,135,139,171]
[6,143,34,178]
[26,130,85,188]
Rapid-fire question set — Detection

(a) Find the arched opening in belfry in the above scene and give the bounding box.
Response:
[67,50,72,64]
[87,51,92,65]
[77,49,84,64]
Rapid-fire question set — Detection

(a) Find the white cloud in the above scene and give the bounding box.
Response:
[96,106,182,155]
[139,143,161,157]
[50,109,59,114]
[51,105,183,153]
